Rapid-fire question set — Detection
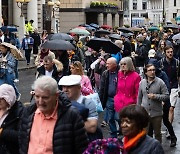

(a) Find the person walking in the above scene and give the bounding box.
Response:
[19,76,88,154]
[99,57,119,138]
[138,64,169,143]
[114,57,141,112]
[21,32,34,65]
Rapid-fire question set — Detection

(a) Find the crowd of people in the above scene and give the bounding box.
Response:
[0,22,180,154]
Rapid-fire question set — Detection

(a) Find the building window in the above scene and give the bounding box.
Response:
[131,13,139,17]
[142,1,147,10]
[141,13,148,18]
[133,0,137,10]
[173,13,177,18]
[174,0,176,6]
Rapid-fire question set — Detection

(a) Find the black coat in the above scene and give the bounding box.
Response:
[37,64,61,82]
[0,101,24,154]
[99,67,119,108]
[19,92,88,154]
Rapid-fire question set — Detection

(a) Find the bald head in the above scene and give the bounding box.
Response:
[106,57,117,71]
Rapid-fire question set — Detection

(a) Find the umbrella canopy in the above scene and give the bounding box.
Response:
[172,33,180,40]
[101,25,112,30]
[118,27,133,33]
[49,33,73,41]
[109,33,121,40]
[148,26,160,31]
[130,27,142,32]
[86,37,121,54]
[69,28,90,36]
[164,24,179,29]
[90,23,100,29]
[94,29,111,37]
[41,40,75,51]
[45,34,54,40]
[0,42,23,60]
[0,26,17,33]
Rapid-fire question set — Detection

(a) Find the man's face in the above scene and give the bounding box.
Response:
[43,60,54,72]
[106,59,116,71]
[62,85,80,101]
[34,88,58,116]
[163,33,168,40]
[165,48,174,59]
[145,66,156,79]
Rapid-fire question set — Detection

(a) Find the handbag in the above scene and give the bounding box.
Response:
[86,93,103,113]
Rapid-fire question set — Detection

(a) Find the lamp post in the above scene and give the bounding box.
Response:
[15,0,31,41]
[47,0,61,33]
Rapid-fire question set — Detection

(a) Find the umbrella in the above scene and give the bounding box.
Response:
[0,42,23,60]
[41,39,75,50]
[45,34,53,40]
[121,33,134,38]
[49,33,73,41]
[118,27,133,33]
[90,23,100,29]
[86,37,121,54]
[109,33,121,40]
[69,28,90,36]
[0,26,17,33]
[148,26,160,31]
[130,27,142,32]
[101,25,112,30]
[172,33,180,40]
[94,29,111,37]
[164,24,179,29]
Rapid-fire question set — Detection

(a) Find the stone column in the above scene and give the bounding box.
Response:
[107,13,112,26]
[98,13,103,26]
[115,14,119,27]
[27,0,38,28]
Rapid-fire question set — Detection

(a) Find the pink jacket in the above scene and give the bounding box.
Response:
[114,71,141,112]
[81,75,93,96]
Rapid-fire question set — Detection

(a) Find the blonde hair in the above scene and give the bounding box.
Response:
[120,57,135,71]
[71,61,84,75]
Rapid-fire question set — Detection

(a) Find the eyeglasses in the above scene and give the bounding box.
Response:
[120,63,126,66]
[147,69,155,72]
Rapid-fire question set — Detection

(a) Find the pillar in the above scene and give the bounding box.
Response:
[107,13,112,27]
[27,0,38,28]
[0,0,2,27]
[98,13,103,26]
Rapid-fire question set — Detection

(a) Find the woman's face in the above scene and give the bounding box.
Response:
[120,62,128,72]
[160,42,165,48]
[70,65,78,75]
[121,117,139,138]
[0,98,9,110]
[0,46,8,54]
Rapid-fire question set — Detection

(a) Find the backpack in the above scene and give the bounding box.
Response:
[83,138,123,154]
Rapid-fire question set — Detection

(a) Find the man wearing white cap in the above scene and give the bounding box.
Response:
[59,75,98,137]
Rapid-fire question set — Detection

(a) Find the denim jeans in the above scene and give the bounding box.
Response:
[106,97,119,138]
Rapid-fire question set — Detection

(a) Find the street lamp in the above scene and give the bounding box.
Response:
[47,0,61,33]
[16,0,31,17]
[15,0,31,41]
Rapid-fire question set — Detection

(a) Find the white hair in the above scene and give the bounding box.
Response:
[33,76,58,94]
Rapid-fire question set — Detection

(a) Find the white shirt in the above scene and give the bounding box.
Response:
[45,70,53,77]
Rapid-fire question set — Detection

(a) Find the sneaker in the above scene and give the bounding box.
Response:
[14,79,19,83]
[101,121,108,127]
[170,136,177,147]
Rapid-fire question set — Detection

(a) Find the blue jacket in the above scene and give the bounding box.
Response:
[21,37,34,50]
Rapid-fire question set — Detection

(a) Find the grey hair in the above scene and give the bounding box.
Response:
[120,57,135,71]
[115,40,123,48]
[33,76,59,94]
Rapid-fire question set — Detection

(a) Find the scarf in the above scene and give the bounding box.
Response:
[123,129,146,152]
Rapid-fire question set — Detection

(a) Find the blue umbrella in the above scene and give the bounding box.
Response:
[90,23,100,29]
[0,26,17,33]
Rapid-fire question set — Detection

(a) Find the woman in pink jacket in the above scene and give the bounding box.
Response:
[70,61,93,95]
[114,57,141,112]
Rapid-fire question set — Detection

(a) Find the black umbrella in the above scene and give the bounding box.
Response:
[86,37,121,54]
[41,40,75,50]
[118,27,133,33]
[46,34,53,40]
[49,33,73,41]
[109,33,121,40]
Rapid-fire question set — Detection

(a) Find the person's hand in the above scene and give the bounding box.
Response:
[169,106,175,112]
[147,93,155,99]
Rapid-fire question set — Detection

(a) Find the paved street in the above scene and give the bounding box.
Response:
[17,68,180,154]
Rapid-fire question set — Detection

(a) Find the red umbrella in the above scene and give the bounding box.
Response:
[101,25,112,30]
